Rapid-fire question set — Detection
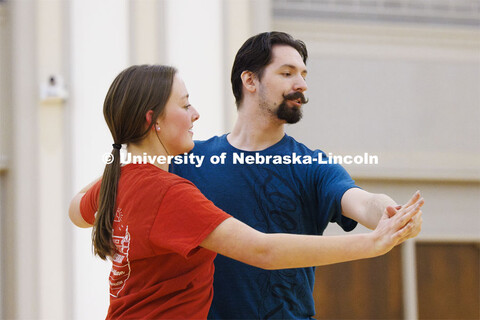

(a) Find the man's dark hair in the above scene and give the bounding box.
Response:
[231,31,308,108]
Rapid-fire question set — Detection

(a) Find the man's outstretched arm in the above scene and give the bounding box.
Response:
[342,188,423,237]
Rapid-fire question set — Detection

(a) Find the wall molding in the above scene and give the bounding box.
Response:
[274,19,480,63]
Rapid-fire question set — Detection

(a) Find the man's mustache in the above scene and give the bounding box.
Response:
[283,92,309,104]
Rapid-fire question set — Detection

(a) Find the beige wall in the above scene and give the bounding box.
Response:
[276,18,480,319]
[275,18,480,238]
[279,19,480,181]
[1,1,479,319]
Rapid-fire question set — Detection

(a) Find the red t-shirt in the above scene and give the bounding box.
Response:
[80,163,231,319]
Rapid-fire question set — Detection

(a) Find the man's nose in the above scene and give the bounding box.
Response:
[293,75,307,92]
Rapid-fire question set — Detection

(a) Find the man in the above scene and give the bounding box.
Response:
[171,32,422,319]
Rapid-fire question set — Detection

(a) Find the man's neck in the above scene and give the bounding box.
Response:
[228,106,285,152]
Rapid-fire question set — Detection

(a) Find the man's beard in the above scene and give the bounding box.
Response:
[276,91,308,124]
[276,102,302,124]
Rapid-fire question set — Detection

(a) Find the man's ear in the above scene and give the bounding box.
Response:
[240,71,257,94]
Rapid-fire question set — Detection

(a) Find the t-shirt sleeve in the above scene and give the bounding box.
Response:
[79,180,102,225]
[316,154,360,232]
[149,182,231,258]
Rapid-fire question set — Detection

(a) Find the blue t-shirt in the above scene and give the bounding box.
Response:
[171,134,358,319]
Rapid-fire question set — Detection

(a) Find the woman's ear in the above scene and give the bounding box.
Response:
[145,110,161,132]
[145,110,154,126]
[240,71,257,94]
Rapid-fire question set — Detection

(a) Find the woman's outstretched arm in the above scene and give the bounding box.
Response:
[201,192,423,270]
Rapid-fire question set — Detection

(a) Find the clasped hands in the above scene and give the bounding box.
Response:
[372,191,424,255]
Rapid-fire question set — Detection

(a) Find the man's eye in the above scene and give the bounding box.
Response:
[282,73,291,77]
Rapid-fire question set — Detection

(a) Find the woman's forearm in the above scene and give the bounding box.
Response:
[254,232,375,270]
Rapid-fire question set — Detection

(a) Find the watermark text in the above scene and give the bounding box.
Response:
[102,152,379,167]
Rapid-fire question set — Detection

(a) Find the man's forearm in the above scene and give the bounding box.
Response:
[342,188,398,230]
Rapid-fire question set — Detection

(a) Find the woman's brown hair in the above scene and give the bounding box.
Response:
[93,65,177,260]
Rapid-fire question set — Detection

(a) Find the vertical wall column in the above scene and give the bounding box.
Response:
[163,0,225,139]
[0,3,9,320]
[222,0,272,130]
[70,1,129,319]
[8,0,70,318]
[37,0,69,318]
[9,0,39,318]
[402,240,419,320]
[129,0,165,65]
[38,97,67,319]
[222,0,251,129]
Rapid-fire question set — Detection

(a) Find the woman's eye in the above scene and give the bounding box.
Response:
[282,73,291,77]
[184,104,191,109]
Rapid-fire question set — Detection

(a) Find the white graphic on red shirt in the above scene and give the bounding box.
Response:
[114,208,123,223]
[110,208,131,298]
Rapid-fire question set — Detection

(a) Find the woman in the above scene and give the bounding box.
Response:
[69,65,423,319]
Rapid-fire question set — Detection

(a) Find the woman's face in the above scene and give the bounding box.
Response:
[157,75,200,155]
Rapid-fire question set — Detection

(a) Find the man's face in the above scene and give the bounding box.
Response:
[257,45,308,124]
